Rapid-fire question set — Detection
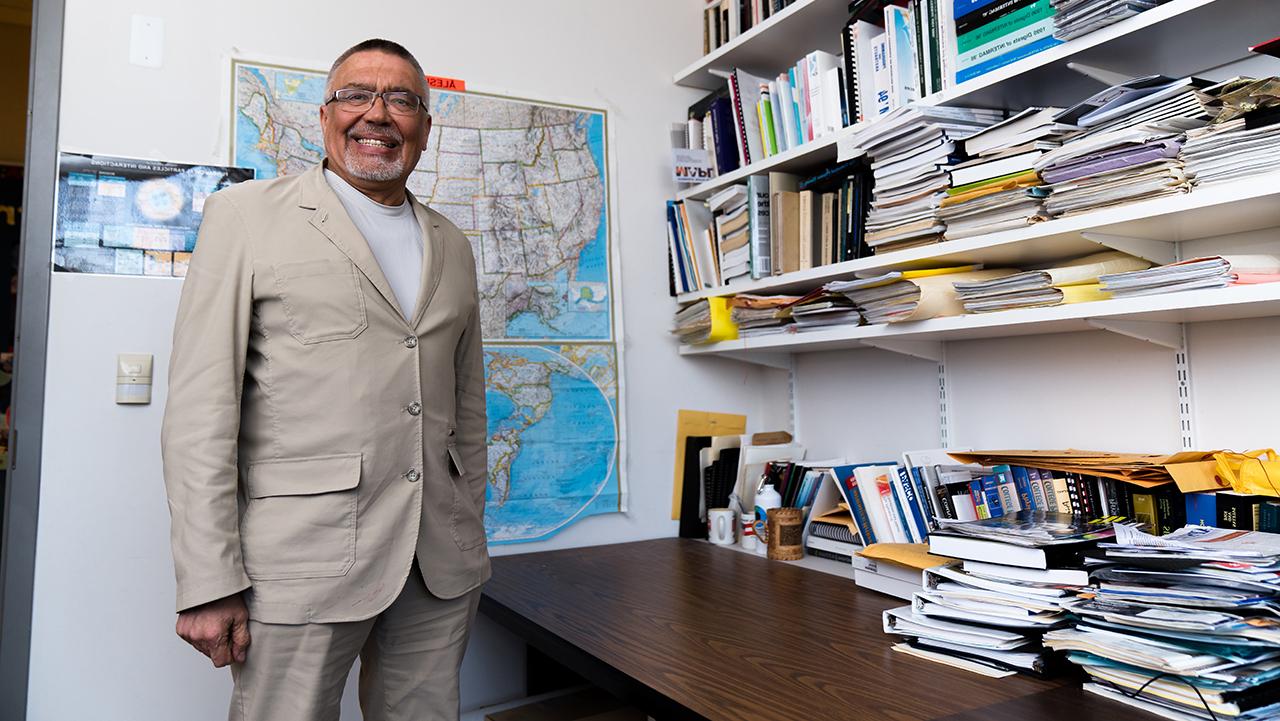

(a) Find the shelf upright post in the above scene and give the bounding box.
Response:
[938,344,953,448]
[1176,324,1197,452]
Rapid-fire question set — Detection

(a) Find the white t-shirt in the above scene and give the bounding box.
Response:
[324,169,424,320]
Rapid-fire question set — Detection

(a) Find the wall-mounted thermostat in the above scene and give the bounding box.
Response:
[116,354,153,405]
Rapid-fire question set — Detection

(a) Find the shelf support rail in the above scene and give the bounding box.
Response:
[938,345,952,448]
[1176,324,1197,451]
[1084,319,1184,350]
[1080,232,1179,265]
[858,339,945,362]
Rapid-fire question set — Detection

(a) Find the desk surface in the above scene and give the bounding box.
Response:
[480,538,1138,721]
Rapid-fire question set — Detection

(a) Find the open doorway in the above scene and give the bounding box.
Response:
[0,0,29,515]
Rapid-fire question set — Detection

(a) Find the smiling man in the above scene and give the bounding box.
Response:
[161,39,489,721]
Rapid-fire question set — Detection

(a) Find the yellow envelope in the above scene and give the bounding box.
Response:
[858,542,955,570]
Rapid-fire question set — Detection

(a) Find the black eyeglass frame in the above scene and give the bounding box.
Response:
[324,87,429,116]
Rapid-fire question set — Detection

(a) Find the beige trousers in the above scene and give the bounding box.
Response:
[229,567,482,721]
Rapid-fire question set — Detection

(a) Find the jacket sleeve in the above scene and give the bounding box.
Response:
[453,255,489,503]
[160,191,254,612]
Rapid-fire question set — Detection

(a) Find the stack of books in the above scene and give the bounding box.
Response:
[709,185,752,284]
[1045,523,1280,720]
[1052,0,1168,41]
[858,106,1006,252]
[1098,255,1280,298]
[884,512,1119,676]
[702,0,798,56]
[954,0,1062,85]
[825,265,1012,323]
[938,108,1074,238]
[950,250,1146,313]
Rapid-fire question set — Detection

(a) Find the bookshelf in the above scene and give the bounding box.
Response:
[675,171,1280,302]
[674,0,849,90]
[675,0,1278,206]
[681,282,1280,363]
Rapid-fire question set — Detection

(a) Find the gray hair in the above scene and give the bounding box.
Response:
[326,38,429,103]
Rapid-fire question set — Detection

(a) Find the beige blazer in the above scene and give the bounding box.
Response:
[162,164,490,624]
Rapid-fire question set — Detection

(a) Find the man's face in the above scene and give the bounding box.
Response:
[320,51,430,190]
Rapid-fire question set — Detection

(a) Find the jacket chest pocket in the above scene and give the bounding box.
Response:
[274,260,368,344]
[242,453,361,581]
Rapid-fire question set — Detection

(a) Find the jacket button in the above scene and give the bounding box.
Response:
[404,469,420,483]
[407,401,422,416]
[403,335,418,348]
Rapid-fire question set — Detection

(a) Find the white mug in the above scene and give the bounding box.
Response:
[708,508,735,545]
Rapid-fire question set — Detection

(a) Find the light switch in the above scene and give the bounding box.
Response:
[116,353,153,405]
[129,15,164,68]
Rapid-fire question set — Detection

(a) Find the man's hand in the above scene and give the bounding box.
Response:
[175,593,251,667]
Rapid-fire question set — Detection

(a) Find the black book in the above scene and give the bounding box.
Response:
[678,436,712,539]
[1154,486,1186,535]
[1216,492,1261,531]
[714,447,741,510]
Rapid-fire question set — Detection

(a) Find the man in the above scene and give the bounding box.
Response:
[161,39,489,721]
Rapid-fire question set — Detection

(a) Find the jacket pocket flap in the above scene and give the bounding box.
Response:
[447,446,465,477]
[248,453,362,498]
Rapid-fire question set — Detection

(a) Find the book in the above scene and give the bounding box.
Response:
[961,560,1089,586]
[884,5,918,110]
[746,175,771,279]
[928,512,1118,569]
[728,68,770,167]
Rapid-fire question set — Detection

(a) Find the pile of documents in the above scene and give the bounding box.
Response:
[1044,524,1280,720]
[787,293,862,330]
[857,106,1006,252]
[728,294,797,338]
[1098,255,1280,298]
[1034,76,1217,217]
[938,108,1076,239]
[950,251,1146,313]
[826,266,1014,324]
[883,512,1119,677]
[1183,117,1280,187]
[1052,0,1170,41]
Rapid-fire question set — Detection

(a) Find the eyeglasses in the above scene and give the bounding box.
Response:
[325,88,426,116]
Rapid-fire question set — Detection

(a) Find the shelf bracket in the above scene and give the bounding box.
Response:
[859,339,944,362]
[1085,319,1183,350]
[1080,232,1178,265]
[1065,62,1133,86]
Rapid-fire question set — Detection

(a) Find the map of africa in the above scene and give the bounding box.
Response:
[232,60,623,543]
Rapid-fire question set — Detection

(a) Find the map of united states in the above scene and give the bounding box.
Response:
[233,61,622,543]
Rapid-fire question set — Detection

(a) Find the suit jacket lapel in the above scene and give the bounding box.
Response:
[297,164,406,320]
[408,198,445,328]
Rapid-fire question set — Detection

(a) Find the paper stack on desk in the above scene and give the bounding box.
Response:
[1045,523,1280,721]
[882,512,1118,677]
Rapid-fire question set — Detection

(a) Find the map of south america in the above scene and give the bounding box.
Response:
[233,61,623,543]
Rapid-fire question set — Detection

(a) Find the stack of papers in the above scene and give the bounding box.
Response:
[787,294,862,330]
[1098,255,1280,298]
[884,512,1120,677]
[1183,116,1280,186]
[1051,0,1168,41]
[1036,130,1190,216]
[858,106,1006,252]
[951,251,1147,312]
[826,267,1014,324]
[728,294,797,337]
[1045,524,1280,721]
[672,301,713,345]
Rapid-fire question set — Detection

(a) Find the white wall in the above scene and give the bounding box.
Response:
[27,1,792,719]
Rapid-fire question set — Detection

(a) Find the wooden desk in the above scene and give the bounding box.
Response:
[480,538,1138,721]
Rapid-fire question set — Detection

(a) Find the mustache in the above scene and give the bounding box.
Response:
[347,123,403,143]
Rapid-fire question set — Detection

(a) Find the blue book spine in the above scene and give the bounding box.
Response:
[834,466,878,545]
[1185,492,1218,527]
[666,201,690,291]
[788,67,803,144]
[968,479,988,518]
[956,34,1061,83]
[953,0,1002,20]
[908,465,937,530]
[980,474,1005,518]
[888,467,917,543]
[897,466,930,542]
[1034,468,1057,510]
[1011,465,1036,511]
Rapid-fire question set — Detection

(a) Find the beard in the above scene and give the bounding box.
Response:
[345,123,406,182]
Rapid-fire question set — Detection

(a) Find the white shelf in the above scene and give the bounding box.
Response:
[672,0,1279,204]
[680,283,1280,362]
[674,0,849,90]
[675,172,1280,303]
[713,539,857,580]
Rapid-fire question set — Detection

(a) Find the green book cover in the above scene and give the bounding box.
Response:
[957,0,1054,55]
[761,95,778,156]
[946,169,1037,195]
